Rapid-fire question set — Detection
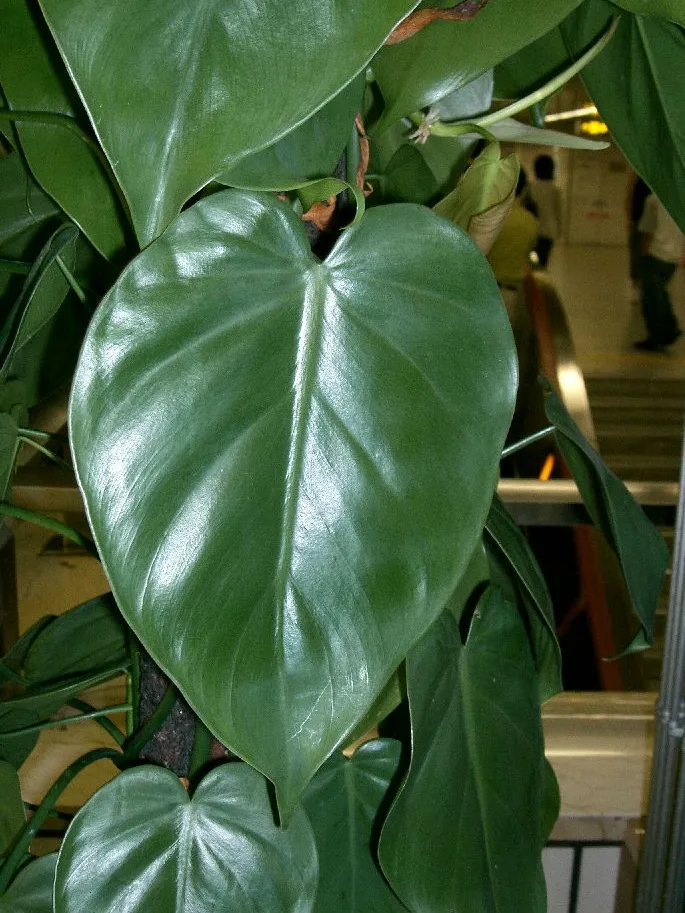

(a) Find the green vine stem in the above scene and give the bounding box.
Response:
[23,802,73,823]
[501,425,555,460]
[0,747,121,894]
[17,427,69,445]
[189,719,215,780]
[407,112,496,143]
[0,503,98,557]
[0,259,31,275]
[55,254,88,305]
[17,435,74,474]
[0,703,131,740]
[68,698,127,747]
[122,682,178,761]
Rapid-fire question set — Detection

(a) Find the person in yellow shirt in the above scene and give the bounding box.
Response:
[487,170,539,290]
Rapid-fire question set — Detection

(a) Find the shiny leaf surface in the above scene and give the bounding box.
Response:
[543,380,668,651]
[22,594,129,684]
[219,76,365,191]
[560,2,685,231]
[40,0,420,245]
[69,189,517,816]
[0,760,25,856]
[302,739,407,912]
[0,854,57,913]
[372,0,583,132]
[0,0,130,259]
[484,495,562,701]
[379,590,556,913]
[54,764,317,913]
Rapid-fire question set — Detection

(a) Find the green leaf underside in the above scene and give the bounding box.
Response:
[0,664,123,768]
[542,381,668,652]
[484,495,562,702]
[611,0,685,27]
[69,189,517,817]
[39,0,421,245]
[372,0,584,132]
[560,2,685,232]
[22,593,129,684]
[302,739,408,912]
[379,590,557,913]
[219,75,365,191]
[54,765,317,913]
[0,224,78,384]
[0,0,129,260]
[0,760,26,856]
[0,854,57,913]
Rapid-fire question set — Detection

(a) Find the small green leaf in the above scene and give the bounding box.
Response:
[434,142,519,255]
[69,190,517,816]
[483,118,609,150]
[542,379,668,651]
[0,615,55,685]
[0,414,19,500]
[22,593,130,685]
[302,739,408,912]
[560,2,685,231]
[484,494,562,701]
[372,0,583,132]
[54,764,318,913]
[0,664,123,768]
[370,145,440,206]
[0,224,79,384]
[0,853,57,913]
[379,589,556,913]
[0,1,130,259]
[40,0,421,245]
[0,760,25,857]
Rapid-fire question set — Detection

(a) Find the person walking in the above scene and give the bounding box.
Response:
[529,154,562,269]
[634,193,685,352]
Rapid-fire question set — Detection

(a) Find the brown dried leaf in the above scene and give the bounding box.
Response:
[301,196,337,231]
[386,0,489,45]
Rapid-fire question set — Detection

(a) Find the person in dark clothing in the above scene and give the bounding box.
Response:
[530,155,562,269]
[627,175,651,285]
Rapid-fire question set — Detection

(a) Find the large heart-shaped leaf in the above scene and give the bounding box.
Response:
[379,589,557,913]
[219,75,365,191]
[542,379,668,651]
[0,760,25,856]
[69,189,516,816]
[0,0,130,260]
[0,854,57,913]
[54,764,317,913]
[484,495,562,701]
[40,0,421,246]
[371,0,583,132]
[22,594,129,684]
[302,739,408,912]
[560,2,685,231]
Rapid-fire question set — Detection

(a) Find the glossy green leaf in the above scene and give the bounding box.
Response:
[484,495,562,701]
[0,225,78,384]
[219,75,365,191]
[54,764,317,913]
[0,854,57,913]
[23,594,129,685]
[69,189,517,816]
[560,2,685,231]
[494,26,570,99]
[372,0,583,132]
[302,739,407,912]
[369,145,439,206]
[379,590,556,913]
[0,0,130,260]
[0,616,55,685]
[0,154,59,262]
[434,142,519,255]
[0,760,25,856]
[433,71,494,121]
[542,379,668,651]
[40,0,420,245]
[611,0,685,27]
[0,664,123,767]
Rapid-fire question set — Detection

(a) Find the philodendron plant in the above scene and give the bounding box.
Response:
[0,0,682,910]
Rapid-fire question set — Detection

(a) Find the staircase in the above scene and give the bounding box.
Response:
[584,375,685,691]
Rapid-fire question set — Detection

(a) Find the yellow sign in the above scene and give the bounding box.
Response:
[580,119,609,136]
